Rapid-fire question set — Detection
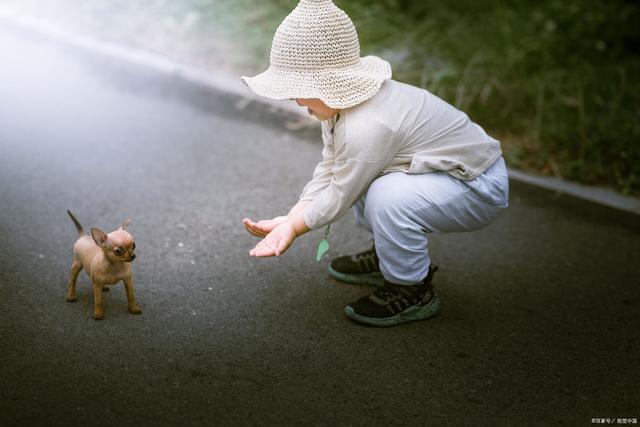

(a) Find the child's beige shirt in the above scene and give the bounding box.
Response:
[300,79,503,230]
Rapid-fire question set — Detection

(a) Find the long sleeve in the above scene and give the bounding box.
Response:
[299,120,336,201]
[303,117,398,230]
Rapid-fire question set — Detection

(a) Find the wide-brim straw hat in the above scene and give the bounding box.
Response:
[241,0,392,110]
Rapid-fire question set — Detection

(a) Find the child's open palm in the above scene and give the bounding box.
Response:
[249,222,296,257]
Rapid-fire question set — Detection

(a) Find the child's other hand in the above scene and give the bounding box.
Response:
[243,216,287,238]
[249,221,296,257]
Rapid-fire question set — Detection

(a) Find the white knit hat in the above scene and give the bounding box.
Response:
[240,0,392,109]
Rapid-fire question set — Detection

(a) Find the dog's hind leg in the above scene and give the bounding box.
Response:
[66,260,82,302]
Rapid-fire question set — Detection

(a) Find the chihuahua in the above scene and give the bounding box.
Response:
[66,210,141,320]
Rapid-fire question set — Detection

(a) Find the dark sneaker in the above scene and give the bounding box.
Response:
[328,244,384,286]
[344,266,440,327]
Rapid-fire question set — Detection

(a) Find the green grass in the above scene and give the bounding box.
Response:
[197,0,640,194]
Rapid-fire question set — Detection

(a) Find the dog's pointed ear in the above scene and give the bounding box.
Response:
[91,228,108,246]
[120,218,131,231]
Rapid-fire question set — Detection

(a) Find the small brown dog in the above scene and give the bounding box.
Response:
[66,210,141,320]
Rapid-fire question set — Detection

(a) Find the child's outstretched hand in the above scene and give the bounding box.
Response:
[243,216,287,238]
[249,221,296,257]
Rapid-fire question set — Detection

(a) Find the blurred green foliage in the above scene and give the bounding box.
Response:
[197,0,640,194]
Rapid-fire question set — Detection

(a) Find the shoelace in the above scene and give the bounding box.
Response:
[353,247,378,270]
[373,284,419,304]
[353,248,375,260]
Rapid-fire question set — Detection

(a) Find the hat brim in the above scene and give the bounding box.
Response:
[240,56,392,110]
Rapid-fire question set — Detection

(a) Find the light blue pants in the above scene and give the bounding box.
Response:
[353,156,509,285]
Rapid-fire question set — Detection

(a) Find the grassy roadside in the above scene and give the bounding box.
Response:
[3,0,639,194]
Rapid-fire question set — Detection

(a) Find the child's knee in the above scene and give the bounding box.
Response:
[364,176,418,230]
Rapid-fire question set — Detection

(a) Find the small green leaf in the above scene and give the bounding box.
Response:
[315,239,329,262]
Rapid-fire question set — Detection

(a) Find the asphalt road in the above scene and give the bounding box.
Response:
[1,25,639,427]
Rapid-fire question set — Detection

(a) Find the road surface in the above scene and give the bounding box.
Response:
[0,25,638,426]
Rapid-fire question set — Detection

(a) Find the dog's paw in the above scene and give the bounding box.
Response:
[93,313,104,320]
[66,296,77,303]
[128,305,142,315]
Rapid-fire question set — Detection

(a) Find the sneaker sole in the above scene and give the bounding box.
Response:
[344,296,441,327]
[328,265,385,286]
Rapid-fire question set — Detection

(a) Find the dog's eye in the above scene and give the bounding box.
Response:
[132,242,136,250]
[113,248,124,256]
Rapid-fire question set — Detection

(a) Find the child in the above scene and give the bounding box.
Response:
[241,0,509,327]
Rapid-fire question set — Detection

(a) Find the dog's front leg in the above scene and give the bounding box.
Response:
[92,283,104,320]
[123,277,141,315]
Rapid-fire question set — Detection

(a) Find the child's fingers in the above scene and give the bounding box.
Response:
[250,239,276,257]
[243,219,269,237]
[252,245,276,257]
[245,218,268,228]
[275,238,289,257]
[251,225,268,237]
[244,218,283,237]
[254,250,275,257]
[252,222,269,232]
[256,220,278,232]
[244,223,264,237]
[247,219,276,234]
[255,220,271,229]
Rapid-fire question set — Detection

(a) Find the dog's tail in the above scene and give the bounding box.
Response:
[67,210,85,236]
